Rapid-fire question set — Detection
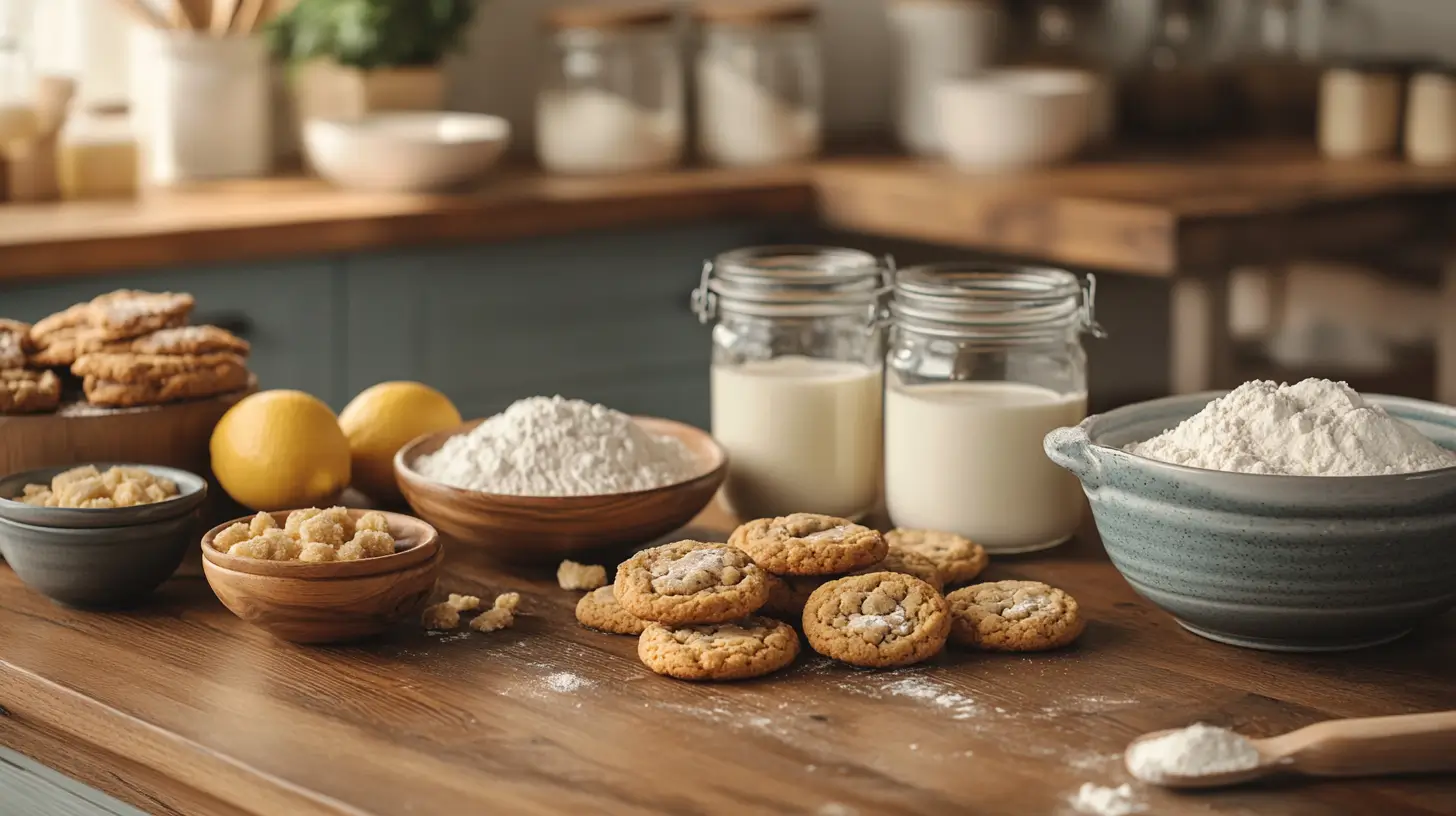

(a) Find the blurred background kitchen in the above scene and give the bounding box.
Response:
[2,0,1455,426]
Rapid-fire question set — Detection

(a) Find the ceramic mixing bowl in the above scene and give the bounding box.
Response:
[1045,392,1456,652]
[0,511,200,608]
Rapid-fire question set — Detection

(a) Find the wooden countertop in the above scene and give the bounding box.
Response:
[2,146,1454,282]
[1,511,1452,816]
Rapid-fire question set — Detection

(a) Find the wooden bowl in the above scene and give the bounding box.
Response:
[199,509,441,644]
[393,417,727,565]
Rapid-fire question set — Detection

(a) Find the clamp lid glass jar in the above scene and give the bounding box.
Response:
[884,263,1101,554]
[536,2,685,175]
[694,0,823,167]
[694,245,891,521]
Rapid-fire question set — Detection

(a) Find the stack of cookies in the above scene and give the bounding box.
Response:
[0,319,60,414]
[19,289,253,409]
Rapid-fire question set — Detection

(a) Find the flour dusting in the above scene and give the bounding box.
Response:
[1069,783,1146,816]
[544,672,593,693]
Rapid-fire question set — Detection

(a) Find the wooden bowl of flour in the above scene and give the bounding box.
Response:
[393,417,727,565]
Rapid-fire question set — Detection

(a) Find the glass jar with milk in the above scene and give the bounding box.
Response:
[884,264,1100,553]
[694,246,892,521]
[536,3,684,175]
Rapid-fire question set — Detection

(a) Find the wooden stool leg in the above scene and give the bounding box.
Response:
[1438,259,1456,406]
[1171,272,1234,394]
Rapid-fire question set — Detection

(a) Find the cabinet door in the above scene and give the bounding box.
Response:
[345,223,775,428]
[0,260,343,406]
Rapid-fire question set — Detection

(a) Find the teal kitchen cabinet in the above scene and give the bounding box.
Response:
[0,260,345,406]
[343,223,778,428]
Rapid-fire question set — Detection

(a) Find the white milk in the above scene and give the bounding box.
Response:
[885,380,1087,553]
[712,356,882,520]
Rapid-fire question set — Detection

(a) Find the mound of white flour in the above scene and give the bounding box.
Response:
[1127,379,1456,476]
[415,396,699,496]
[1125,723,1260,782]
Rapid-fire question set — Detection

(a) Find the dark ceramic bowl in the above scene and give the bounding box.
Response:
[0,463,207,529]
[0,511,200,608]
[1046,392,1456,652]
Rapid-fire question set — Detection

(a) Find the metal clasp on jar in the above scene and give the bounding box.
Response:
[1081,273,1108,338]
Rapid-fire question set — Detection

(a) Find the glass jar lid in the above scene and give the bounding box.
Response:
[693,245,891,321]
[890,262,1104,339]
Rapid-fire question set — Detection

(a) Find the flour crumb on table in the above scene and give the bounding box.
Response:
[544,672,593,693]
[1125,723,1260,782]
[1069,783,1146,816]
[1127,378,1456,476]
[557,560,608,591]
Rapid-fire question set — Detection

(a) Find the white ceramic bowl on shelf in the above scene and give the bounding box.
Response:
[937,68,1095,173]
[303,112,511,193]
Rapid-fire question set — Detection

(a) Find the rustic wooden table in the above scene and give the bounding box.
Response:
[1,509,1452,816]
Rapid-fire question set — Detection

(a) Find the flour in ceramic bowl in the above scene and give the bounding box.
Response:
[1127,379,1456,476]
[414,396,701,496]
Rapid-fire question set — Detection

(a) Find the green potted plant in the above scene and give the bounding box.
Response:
[270,0,480,121]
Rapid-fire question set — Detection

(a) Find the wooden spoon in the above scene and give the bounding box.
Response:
[1127,712,1456,789]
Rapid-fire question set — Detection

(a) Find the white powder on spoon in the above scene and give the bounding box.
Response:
[414,396,699,496]
[1125,723,1261,782]
[1128,379,1456,476]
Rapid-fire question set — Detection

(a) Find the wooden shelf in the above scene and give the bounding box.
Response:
[2,145,1454,282]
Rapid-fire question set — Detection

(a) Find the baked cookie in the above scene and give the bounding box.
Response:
[72,352,249,384]
[0,320,32,369]
[946,580,1084,652]
[854,547,945,592]
[614,540,769,625]
[32,290,194,343]
[729,513,887,576]
[82,364,251,408]
[885,529,988,586]
[27,326,110,368]
[575,586,648,635]
[802,572,951,668]
[762,573,829,620]
[127,325,250,357]
[0,368,61,414]
[638,616,799,681]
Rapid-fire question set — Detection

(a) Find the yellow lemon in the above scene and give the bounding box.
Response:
[338,381,461,504]
[210,390,351,511]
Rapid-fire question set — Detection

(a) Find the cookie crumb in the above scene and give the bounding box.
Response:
[447,593,481,612]
[469,592,521,633]
[421,603,461,630]
[557,560,608,590]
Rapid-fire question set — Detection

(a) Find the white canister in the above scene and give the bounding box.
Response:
[1318,64,1403,161]
[887,0,999,156]
[131,30,271,185]
[1404,67,1456,167]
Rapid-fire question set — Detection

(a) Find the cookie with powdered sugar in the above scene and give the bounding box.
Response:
[614,540,769,625]
[729,513,887,576]
[638,616,799,681]
[802,571,950,668]
[946,580,1084,652]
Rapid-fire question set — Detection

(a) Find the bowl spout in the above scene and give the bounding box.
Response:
[1045,423,1102,488]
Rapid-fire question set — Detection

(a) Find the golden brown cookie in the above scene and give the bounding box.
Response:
[614,540,769,625]
[127,325,251,357]
[575,586,648,635]
[0,369,61,414]
[762,573,830,620]
[946,580,1084,652]
[32,290,194,343]
[729,513,887,576]
[885,529,988,585]
[0,320,32,369]
[638,616,799,681]
[802,572,951,668]
[81,363,251,408]
[71,352,249,384]
[854,547,945,592]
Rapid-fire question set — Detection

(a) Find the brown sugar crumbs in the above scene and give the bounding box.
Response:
[557,560,608,591]
[422,592,521,632]
[20,465,179,509]
[214,508,396,562]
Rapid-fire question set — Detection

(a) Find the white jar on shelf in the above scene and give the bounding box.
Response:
[887,0,1000,156]
[1405,66,1456,167]
[884,263,1100,554]
[536,2,684,175]
[694,0,822,167]
[1318,62,1403,161]
[693,246,892,521]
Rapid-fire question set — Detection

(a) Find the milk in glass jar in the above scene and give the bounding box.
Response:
[884,263,1101,553]
[694,246,891,520]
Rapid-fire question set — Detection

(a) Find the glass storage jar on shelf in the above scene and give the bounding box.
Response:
[694,0,822,167]
[693,246,892,521]
[536,2,684,175]
[884,263,1102,554]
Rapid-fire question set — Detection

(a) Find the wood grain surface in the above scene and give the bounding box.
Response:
[1,508,1452,816]
[2,145,1454,281]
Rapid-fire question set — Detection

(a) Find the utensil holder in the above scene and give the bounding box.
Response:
[131,29,271,185]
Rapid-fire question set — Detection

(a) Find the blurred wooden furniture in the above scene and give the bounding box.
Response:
[0,145,1453,400]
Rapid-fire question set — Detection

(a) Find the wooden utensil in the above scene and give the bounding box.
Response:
[171,0,207,30]
[210,0,240,35]
[200,509,442,644]
[1128,712,1456,789]
[394,416,728,565]
[232,0,269,34]
[110,0,170,29]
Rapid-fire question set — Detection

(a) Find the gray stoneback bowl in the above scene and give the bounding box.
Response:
[1045,391,1456,653]
[0,512,199,608]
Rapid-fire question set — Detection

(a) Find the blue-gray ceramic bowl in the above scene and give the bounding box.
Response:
[1045,392,1456,652]
[0,511,199,608]
[0,464,206,529]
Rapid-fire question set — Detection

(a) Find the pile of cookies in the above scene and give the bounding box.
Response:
[1,289,253,412]
[566,513,1086,682]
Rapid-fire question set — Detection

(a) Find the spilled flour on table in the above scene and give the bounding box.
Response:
[1068,783,1146,816]
[544,672,594,693]
[880,677,985,721]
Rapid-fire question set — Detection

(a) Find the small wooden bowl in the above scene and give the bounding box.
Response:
[199,509,441,644]
[394,416,727,565]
